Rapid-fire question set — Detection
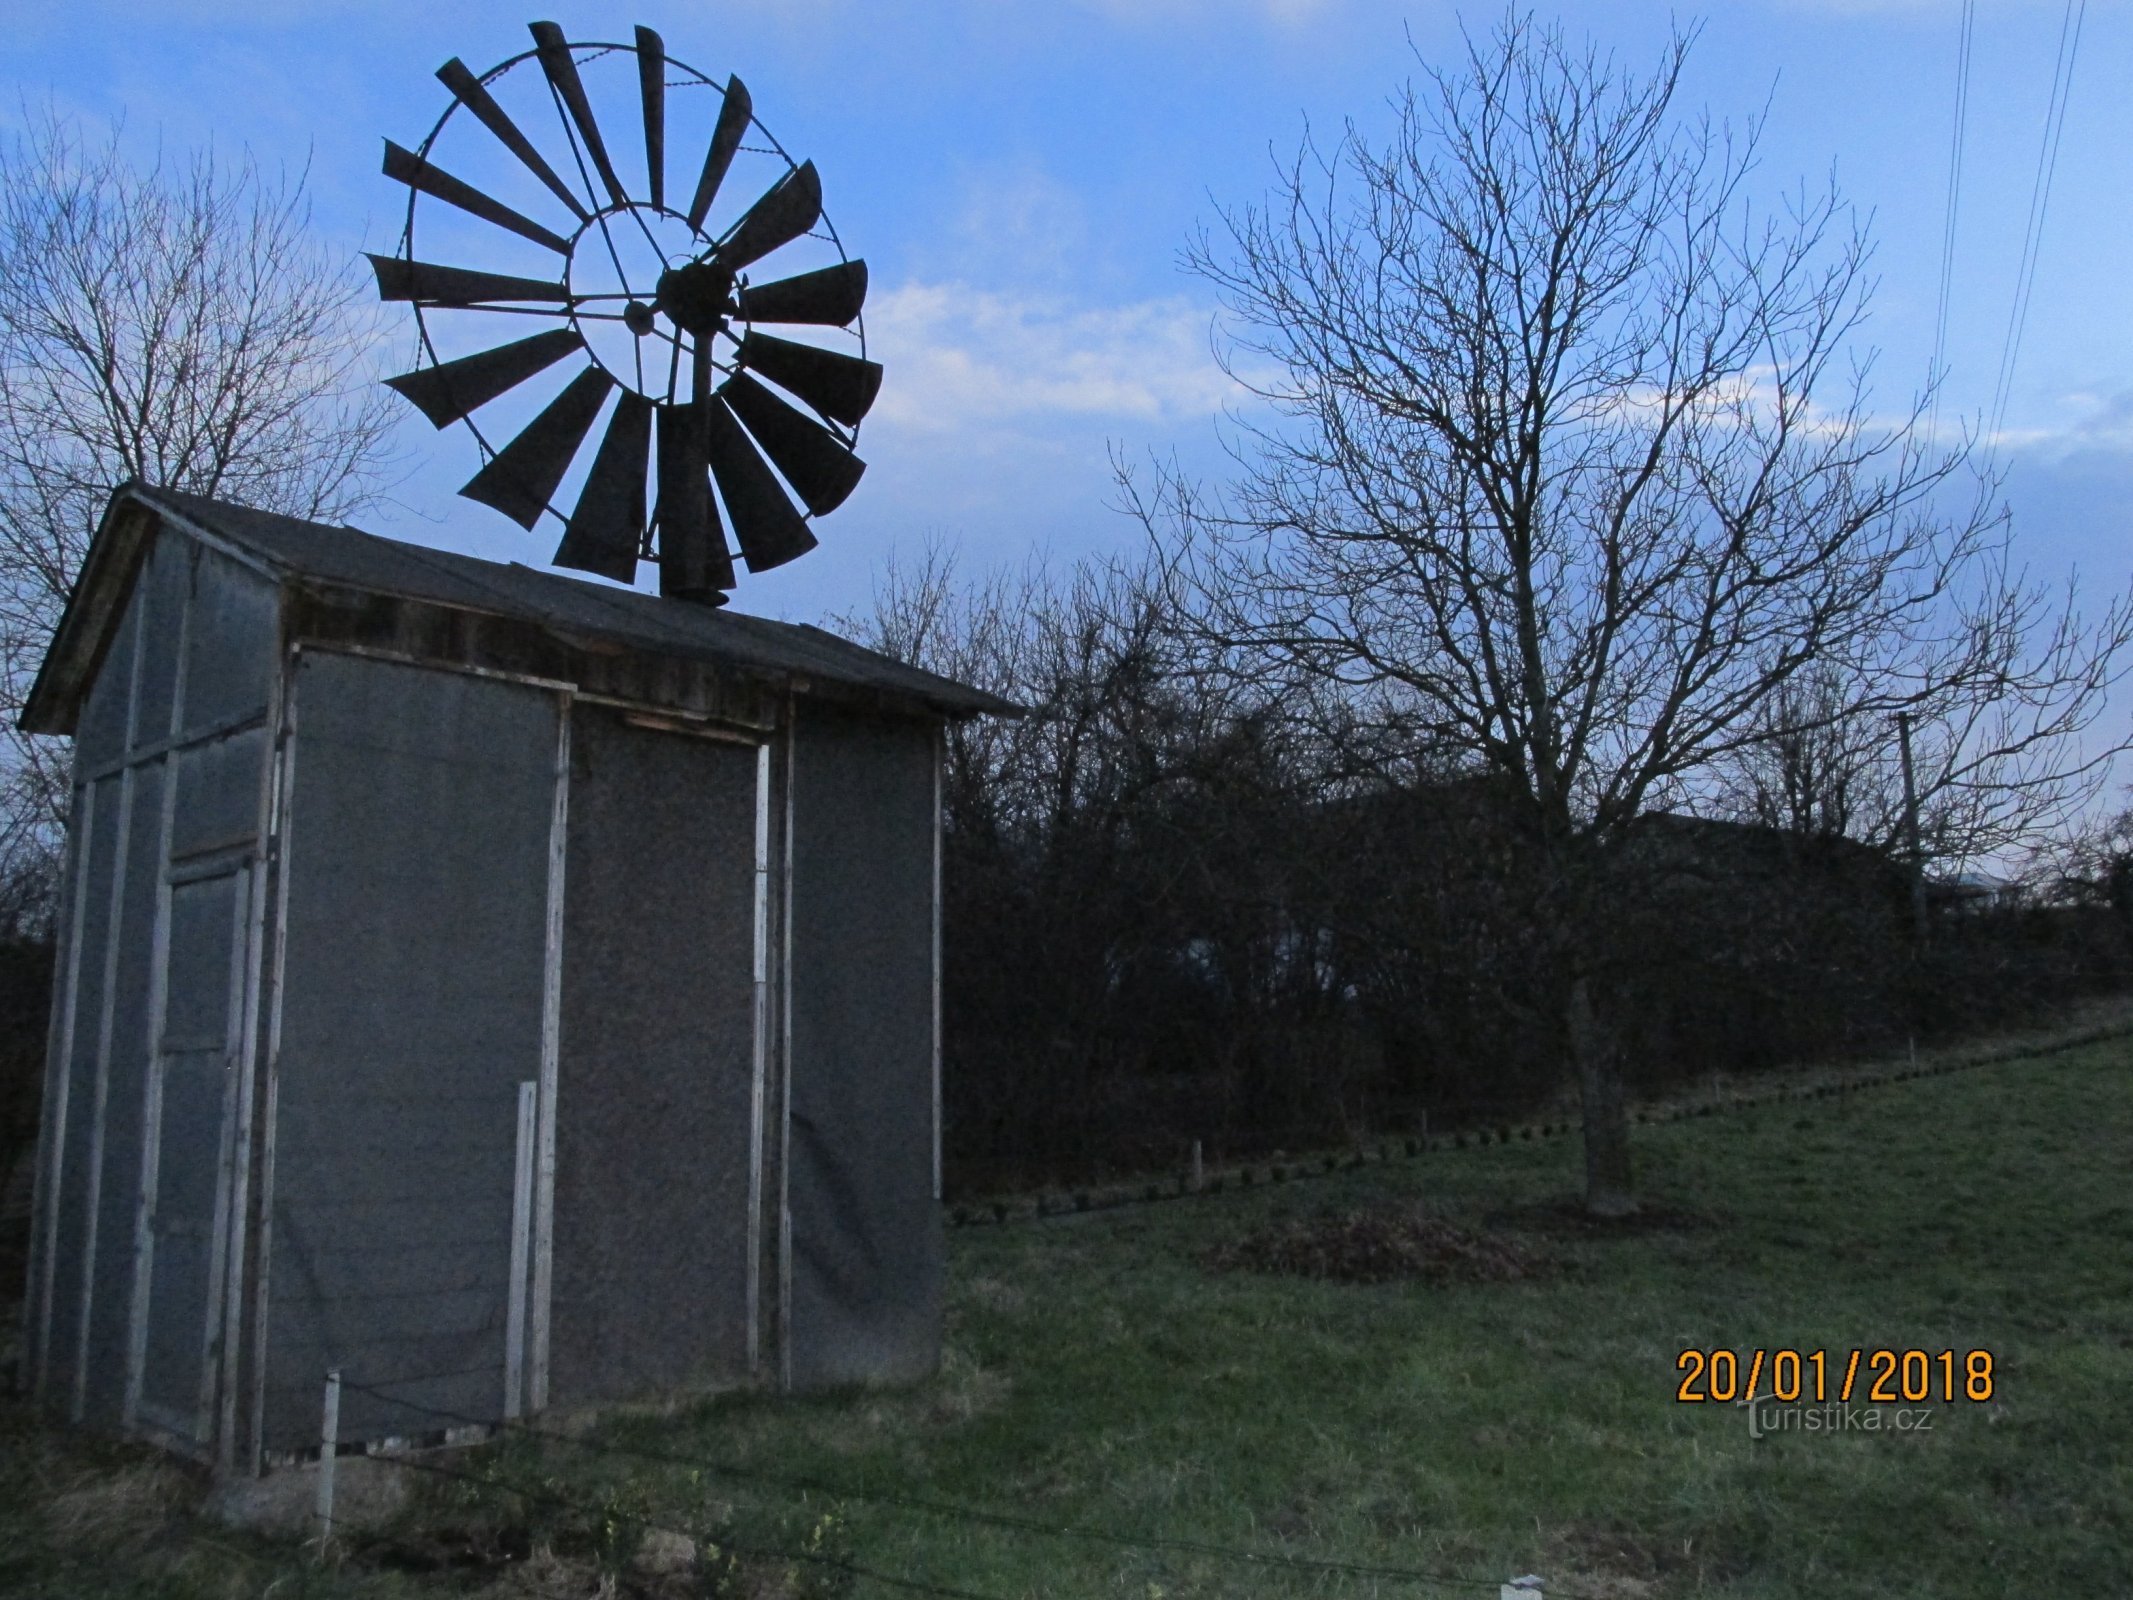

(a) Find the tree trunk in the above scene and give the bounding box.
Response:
[1568,974,1636,1216]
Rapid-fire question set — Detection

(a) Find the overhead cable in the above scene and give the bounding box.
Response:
[1987,0,2088,451]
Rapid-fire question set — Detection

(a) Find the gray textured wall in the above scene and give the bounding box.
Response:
[29,531,276,1438]
[551,709,758,1407]
[785,703,941,1390]
[261,650,558,1450]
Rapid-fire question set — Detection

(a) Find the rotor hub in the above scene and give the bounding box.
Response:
[654,257,736,338]
[558,203,727,400]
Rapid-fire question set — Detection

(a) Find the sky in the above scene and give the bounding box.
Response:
[7,0,2130,641]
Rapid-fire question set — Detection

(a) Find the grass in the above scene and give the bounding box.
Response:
[4,1021,2132,1598]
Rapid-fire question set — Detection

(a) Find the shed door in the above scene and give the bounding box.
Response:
[133,859,252,1443]
[549,709,759,1407]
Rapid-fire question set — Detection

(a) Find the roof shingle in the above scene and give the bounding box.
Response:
[111,485,1015,720]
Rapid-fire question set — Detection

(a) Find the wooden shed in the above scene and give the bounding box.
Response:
[17,483,1009,1474]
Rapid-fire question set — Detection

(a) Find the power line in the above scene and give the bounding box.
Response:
[1928,0,1975,435]
[1987,0,2088,451]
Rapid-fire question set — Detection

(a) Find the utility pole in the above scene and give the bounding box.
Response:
[1895,711,1928,943]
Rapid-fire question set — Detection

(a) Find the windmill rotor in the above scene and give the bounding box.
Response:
[373,21,882,604]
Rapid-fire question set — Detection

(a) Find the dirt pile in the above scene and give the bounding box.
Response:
[1201,1205,1552,1285]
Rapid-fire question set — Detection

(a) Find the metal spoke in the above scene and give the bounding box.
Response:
[544,75,640,304]
[426,303,635,322]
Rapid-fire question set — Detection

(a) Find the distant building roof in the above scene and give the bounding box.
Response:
[23,483,1018,733]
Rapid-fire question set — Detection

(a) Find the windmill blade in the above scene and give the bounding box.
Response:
[384,328,583,428]
[735,330,883,427]
[529,21,629,210]
[460,366,613,529]
[555,391,651,582]
[736,259,868,328]
[705,397,819,572]
[635,26,666,210]
[436,57,588,222]
[369,254,569,306]
[383,141,572,255]
[656,402,736,599]
[714,161,822,274]
[720,371,865,516]
[686,77,753,231]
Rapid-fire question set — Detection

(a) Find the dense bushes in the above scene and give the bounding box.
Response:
[0,934,52,1288]
[842,552,2133,1197]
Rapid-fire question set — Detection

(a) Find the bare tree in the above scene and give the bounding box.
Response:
[1722,581,2129,880]
[1126,13,2132,1213]
[0,106,400,891]
[2023,794,2133,911]
[1717,666,1884,842]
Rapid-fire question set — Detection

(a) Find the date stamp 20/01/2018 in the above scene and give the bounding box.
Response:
[1674,1348,1996,1406]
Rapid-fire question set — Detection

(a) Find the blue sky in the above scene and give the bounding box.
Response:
[9,0,2130,630]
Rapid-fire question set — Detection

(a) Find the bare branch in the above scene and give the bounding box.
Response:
[0,105,402,887]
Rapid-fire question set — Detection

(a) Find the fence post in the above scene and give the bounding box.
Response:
[505,1080,537,1419]
[315,1368,341,1547]
[1189,1139,1204,1194]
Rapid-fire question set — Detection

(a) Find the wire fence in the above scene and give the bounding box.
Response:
[354,1446,1016,1600]
[944,1013,2133,1229]
[291,1015,2133,1598]
[942,1094,1552,1193]
[321,1373,1568,1599]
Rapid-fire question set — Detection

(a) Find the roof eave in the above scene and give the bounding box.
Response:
[19,484,169,736]
[22,483,1021,732]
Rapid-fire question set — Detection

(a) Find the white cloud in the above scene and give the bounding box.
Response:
[1771,0,2098,13]
[2049,389,2133,453]
[1260,0,1340,22]
[1069,0,1340,27]
[917,160,1100,295]
[1972,387,2133,461]
[863,280,1246,433]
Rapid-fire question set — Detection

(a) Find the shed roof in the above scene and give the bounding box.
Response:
[23,483,1017,733]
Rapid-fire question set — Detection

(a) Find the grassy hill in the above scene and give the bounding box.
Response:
[6,1021,2131,1598]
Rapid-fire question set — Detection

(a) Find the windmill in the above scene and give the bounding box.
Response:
[372,22,882,605]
